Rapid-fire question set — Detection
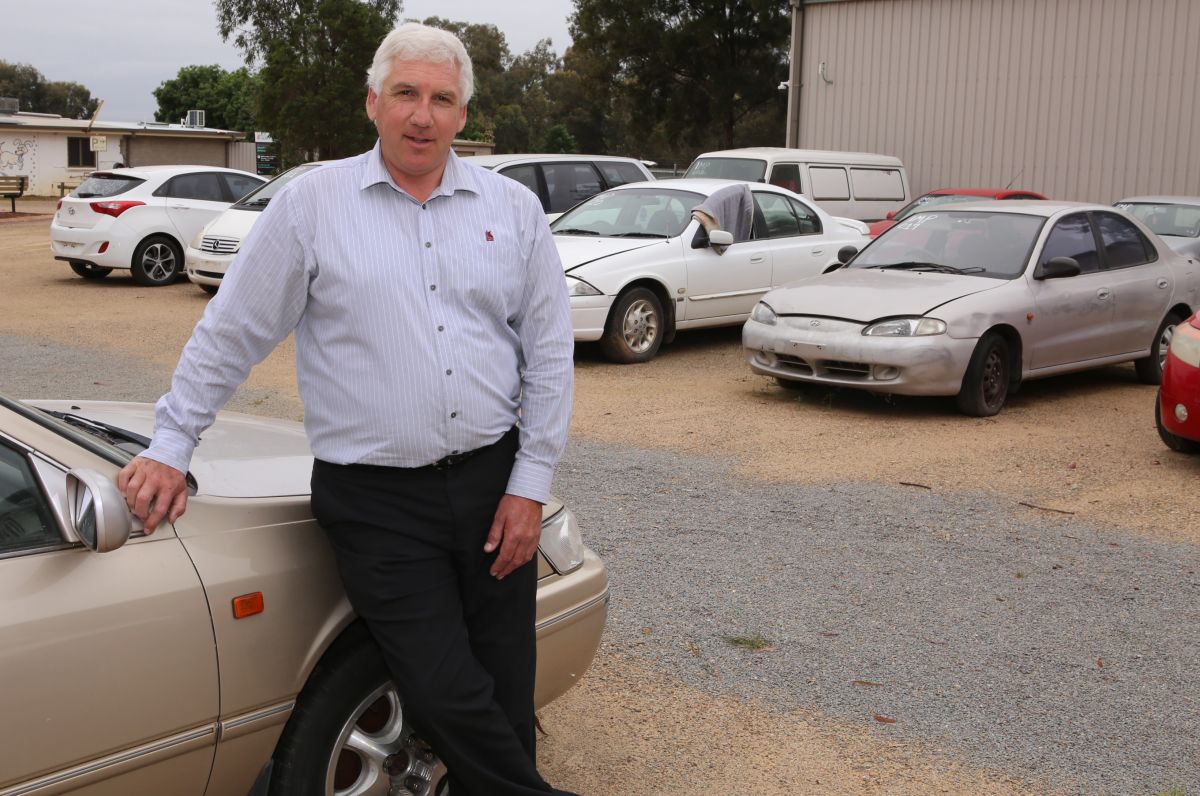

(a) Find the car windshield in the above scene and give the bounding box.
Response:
[1116,202,1200,239]
[892,193,994,222]
[0,395,135,466]
[851,211,1046,279]
[551,187,705,239]
[684,157,767,181]
[232,163,322,210]
[73,174,145,199]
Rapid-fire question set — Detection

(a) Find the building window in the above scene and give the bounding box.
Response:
[67,137,96,168]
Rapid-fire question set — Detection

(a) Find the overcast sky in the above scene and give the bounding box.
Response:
[4,0,575,123]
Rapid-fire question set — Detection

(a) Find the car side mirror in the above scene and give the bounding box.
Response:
[837,245,859,263]
[67,468,134,553]
[707,230,734,247]
[1034,256,1081,280]
[886,210,897,220]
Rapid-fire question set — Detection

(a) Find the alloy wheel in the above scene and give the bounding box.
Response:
[140,243,177,282]
[621,298,659,354]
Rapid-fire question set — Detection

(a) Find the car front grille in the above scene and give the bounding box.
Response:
[775,354,814,375]
[200,235,240,254]
[821,360,871,378]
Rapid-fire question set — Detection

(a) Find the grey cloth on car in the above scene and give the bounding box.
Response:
[692,183,754,243]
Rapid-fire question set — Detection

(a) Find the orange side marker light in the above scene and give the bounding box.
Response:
[1026,312,1035,322]
[233,592,264,619]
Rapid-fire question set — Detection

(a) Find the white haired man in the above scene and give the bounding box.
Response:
[117,21,578,796]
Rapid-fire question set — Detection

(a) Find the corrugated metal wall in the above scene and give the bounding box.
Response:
[797,0,1200,202]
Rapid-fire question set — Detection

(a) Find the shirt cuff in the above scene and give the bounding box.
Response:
[140,426,196,476]
[505,458,554,505]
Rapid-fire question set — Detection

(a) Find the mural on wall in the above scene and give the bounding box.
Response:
[0,137,37,182]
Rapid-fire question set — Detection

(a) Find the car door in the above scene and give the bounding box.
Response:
[1027,212,1116,369]
[681,197,771,322]
[1092,210,1173,355]
[541,162,606,215]
[156,172,233,247]
[758,193,840,286]
[0,428,218,795]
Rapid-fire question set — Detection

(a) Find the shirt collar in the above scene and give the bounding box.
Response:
[359,140,481,200]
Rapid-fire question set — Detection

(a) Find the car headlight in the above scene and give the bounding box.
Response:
[863,317,946,336]
[540,506,585,574]
[750,301,778,326]
[566,276,603,297]
[1169,318,1200,368]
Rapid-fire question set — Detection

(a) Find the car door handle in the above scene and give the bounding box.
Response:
[1096,288,1111,300]
[750,255,765,263]
[1157,278,1169,289]
[810,249,824,256]
[170,205,190,210]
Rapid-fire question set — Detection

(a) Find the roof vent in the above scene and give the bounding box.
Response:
[185,109,206,128]
[0,97,18,114]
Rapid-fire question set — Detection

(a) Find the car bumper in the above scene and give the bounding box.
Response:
[185,247,235,287]
[532,547,608,708]
[742,317,977,396]
[49,222,131,269]
[1159,356,1200,442]
[570,295,614,342]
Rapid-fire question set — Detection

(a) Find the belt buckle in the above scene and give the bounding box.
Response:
[432,452,464,470]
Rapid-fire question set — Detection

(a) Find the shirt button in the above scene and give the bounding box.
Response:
[446,369,452,375]
[430,284,437,291]
[425,242,432,248]
[450,411,457,419]
[422,203,427,210]
[437,325,444,332]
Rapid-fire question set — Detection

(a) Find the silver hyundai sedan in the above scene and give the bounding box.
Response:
[743,201,1200,416]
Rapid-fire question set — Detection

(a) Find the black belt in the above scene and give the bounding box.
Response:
[430,448,485,470]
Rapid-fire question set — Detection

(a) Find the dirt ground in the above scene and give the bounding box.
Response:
[5,203,1193,793]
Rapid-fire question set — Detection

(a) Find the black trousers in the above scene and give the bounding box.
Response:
[311,427,577,796]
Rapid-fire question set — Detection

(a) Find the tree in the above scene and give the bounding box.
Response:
[540,124,577,154]
[0,61,99,118]
[153,65,260,133]
[216,0,401,164]
[569,0,789,154]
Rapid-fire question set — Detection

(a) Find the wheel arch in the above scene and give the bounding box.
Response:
[612,277,677,344]
[130,231,184,269]
[985,323,1024,391]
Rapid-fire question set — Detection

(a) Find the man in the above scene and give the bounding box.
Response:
[118,22,577,796]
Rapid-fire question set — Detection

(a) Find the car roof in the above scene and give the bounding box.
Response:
[94,165,261,180]
[692,147,904,168]
[1116,195,1200,206]
[463,153,648,168]
[607,178,795,197]
[926,187,1046,199]
[911,199,1114,218]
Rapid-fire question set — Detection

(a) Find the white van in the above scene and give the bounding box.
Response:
[684,147,909,222]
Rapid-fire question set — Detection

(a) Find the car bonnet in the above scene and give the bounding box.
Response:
[763,268,1004,322]
[554,236,665,274]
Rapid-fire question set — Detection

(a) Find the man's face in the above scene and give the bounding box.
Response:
[366,57,468,189]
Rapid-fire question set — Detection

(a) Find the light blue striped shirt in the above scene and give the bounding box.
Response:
[143,143,574,504]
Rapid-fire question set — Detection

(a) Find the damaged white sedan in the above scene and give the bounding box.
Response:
[743,201,1199,415]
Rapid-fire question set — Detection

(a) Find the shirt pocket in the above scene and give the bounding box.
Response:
[457,237,525,318]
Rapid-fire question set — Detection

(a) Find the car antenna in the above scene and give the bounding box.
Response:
[1004,167,1024,190]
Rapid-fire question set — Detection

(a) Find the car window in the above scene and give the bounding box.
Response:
[1040,213,1101,274]
[1118,202,1200,238]
[753,193,801,238]
[73,174,145,199]
[789,197,822,235]
[498,164,541,198]
[1094,212,1156,269]
[596,161,647,187]
[808,167,850,201]
[849,168,906,201]
[768,164,802,194]
[552,187,704,238]
[685,157,767,181]
[854,211,1044,279]
[233,162,322,210]
[542,163,604,214]
[156,172,228,202]
[0,442,61,556]
[222,173,264,202]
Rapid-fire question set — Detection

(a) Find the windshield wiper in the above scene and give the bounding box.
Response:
[236,197,270,207]
[869,261,980,274]
[609,231,669,238]
[553,227,600,236]
[42,410,151,449]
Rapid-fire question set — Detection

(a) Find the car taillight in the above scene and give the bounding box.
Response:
[90,200,145,218]
[56,199,62,211]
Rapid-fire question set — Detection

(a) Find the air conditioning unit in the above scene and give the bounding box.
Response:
[185,109,206,128]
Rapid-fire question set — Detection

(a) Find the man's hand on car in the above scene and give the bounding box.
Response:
[117,456,188,533]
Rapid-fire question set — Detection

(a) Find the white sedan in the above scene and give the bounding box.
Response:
[553,178,869,362]
[50,165,265,286]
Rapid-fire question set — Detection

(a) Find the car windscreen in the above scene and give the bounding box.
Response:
[551,187,705,239]
[73,174,145,199]
[684,157,767,181]
[1116,202,1200,239]
[893,193,995,222]
[232,163,322,210]
[0,396,133,467]
[851,211,1046,279]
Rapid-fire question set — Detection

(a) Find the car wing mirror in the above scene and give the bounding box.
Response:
[708,229,734,247]
[66,468,134,553]
[1034,256,1081,280]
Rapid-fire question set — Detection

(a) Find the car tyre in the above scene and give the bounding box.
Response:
[1134,311,1184,385]
[69,261,112,280]
[600,287,664,364]
[269,623,447,796]
[1155,391,1199,453]
[131,235,183,286]
[199,283,218,296]
[956,332,1011,417]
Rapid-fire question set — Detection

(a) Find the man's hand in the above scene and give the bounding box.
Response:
[484,494,542,580]
[116,456,188,533]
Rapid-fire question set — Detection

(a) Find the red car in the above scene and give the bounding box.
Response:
[1157,310,1200,453]
[868,187,1047,237]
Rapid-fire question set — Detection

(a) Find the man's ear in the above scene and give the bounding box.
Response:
[456,103,467,134]
[366,87,378,122]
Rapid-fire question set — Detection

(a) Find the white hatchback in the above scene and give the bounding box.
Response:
[50,166,265,286]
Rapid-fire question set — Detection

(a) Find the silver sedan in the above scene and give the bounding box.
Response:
[743,201,1200,415]
[1115,196,1200,259]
